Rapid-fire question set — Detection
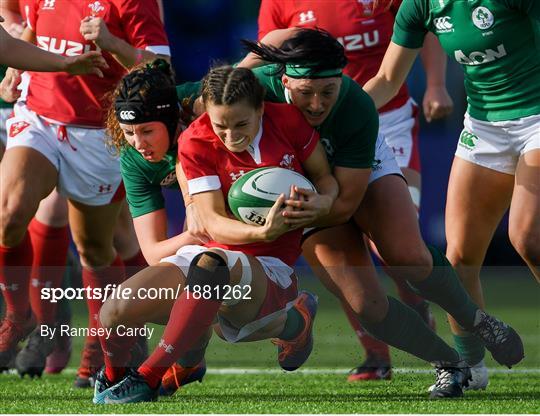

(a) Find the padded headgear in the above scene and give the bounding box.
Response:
[115,59,180,148]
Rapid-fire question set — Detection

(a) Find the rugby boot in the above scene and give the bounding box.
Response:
[15,325,56,377]
[74,338,104,388]
[470,310,524,368]
[0,312,36,372]
[429,360,471,399]
[347,355,392,382]
[97,370,159,404]
[159,361,206,396]
[272,291,318,371]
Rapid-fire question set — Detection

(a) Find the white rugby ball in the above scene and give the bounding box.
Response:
[228,167,315,226]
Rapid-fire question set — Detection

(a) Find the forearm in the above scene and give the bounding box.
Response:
[420,33,447,88]
[103,36,160,68]
[140,232,200,265]
[1,34,68,71]
[202,212,266,245]
[363,73,401,110]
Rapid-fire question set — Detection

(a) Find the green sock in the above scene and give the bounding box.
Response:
[360,296,459,363]
[453,333,485,366]
[409,245,479,329]
[278,306,305,340]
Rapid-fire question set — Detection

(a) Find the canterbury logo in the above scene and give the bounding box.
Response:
[119,110,136,120]
[434,17,453,31]
[459,131,478,148]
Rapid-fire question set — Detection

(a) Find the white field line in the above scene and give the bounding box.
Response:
[30,367,540,376]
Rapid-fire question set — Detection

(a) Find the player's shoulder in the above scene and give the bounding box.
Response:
[263,102,309,130]
[179,114,217,151]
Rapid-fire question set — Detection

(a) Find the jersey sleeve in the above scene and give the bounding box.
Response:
[178,127,221,196]
[117,0,170,56]
[333,82,378,169]
[391,0,429,49]
[258,0,286,39]
[176,81,201,103]
[120,151,165,218]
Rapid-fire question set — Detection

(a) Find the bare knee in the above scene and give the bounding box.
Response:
[383,245,433,281]
[74,237,115,268]
[0,198,33,247]
[510,228,540,265]
[100,298,131,329]
[347,294,389,323]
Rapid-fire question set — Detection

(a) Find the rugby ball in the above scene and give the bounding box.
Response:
[228,167,315,226]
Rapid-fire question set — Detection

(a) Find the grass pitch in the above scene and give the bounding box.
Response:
[0,268,538,413]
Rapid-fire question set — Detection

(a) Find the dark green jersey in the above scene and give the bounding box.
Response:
[392,0,540,121]
[252,65,378,169]
[120,147,178,218]
[0,65,13,109]
[119,82,200,218]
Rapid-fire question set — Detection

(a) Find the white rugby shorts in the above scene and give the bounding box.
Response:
[455,112,540,174]
[5,102,123,206]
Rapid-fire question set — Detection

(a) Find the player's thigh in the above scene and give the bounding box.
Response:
[34,188,69,227]
[354,174,430,274]
[68,199,123,268]
[302,224,388,319]
[508,150,540,266]
[100,262,183,327]
[445,156,513,266]
[0,146,57,245]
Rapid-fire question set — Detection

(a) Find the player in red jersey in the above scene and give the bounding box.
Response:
[0,0,169,379]
[91,65,338,404]
[257,0,453,380]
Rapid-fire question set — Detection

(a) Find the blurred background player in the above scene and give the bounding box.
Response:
[256,0,454,381]
[93,64,338,404]
[364,0,540,390]
[0,0,169,384]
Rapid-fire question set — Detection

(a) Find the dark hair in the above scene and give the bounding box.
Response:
[241,28,347,77]
[201,66,265,109]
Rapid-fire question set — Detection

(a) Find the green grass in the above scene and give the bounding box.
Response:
[0,268,538,413]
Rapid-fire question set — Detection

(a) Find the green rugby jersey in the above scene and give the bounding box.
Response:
[120,82,201,218]
[392,0,540,122]
[252,65,378,169]
[0,65,14,109]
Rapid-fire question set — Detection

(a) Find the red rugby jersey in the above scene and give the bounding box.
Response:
[179,102,319,267]
[21,0,169,126]
[258,0,409,113]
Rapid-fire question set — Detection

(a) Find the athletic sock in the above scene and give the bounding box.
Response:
[453,333,485,366]
[0,233,33,318]
[28,219,69,325]
[408,245,479,329]
[342,300,390,362]
[389,274,425,306]
[100,316,137,383]
[360,296,459,363]
[139,291,222,389]
[82,255,125,341]
[122,250,147,277]
[278,305,305,340]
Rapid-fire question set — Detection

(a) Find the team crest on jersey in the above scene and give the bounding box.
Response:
[88,1,106,16]
[298,10,316,24]
[160,171,177,187]
[358,0,373,16]
[9,121,30,138]
[279,154,295,170]
[42,0,56,10]
[472,7,494,30]
[320,138,335,158]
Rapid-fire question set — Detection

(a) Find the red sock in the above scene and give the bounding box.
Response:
[123,250,147,278]
[82,255,126,357]
[388,274,424,306]
[99,316,138,383]
[0,234,33,318]
[341,301,390,362]
[138,292,221,388]
[28,219,69,325]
